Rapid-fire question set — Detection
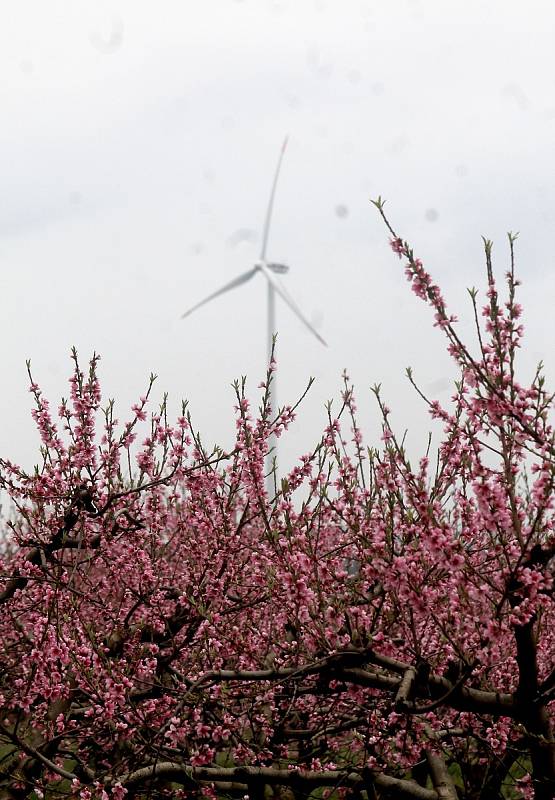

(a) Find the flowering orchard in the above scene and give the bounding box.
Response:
[0,208,554,800]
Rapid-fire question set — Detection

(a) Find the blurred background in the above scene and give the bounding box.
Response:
[1,0,555,474]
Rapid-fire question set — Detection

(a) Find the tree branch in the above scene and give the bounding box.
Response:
[121,762,438,799]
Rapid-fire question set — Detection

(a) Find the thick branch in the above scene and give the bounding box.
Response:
[425,752,457,800]
[339,667,515,717]
[121,763,438,799]
[163,648,515,720]
[512,618,555,798]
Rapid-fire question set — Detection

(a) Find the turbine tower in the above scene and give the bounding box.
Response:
[181,138,327,495]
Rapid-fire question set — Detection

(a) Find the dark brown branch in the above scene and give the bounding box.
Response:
[153,648,515,719]
[0,508,82,604]
[339,667,515,717]
[512,617,555,799]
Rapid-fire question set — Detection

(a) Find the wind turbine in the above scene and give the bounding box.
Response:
[181,138,327,494]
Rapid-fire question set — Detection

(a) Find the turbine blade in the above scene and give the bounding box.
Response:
[181,267,258,319]
[260,136,288,261]
[259,263,327,347]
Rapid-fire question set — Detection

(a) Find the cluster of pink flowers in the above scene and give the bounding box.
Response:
[0,217,553,799]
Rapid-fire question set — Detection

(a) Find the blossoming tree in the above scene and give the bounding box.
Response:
[0,207,553,800]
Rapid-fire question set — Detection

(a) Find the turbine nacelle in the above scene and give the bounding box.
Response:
[255,261,290,275]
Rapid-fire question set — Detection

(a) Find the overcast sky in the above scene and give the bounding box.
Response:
[1,0,555,475]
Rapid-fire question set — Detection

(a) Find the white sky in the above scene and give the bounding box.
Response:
[1,0,555,475]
